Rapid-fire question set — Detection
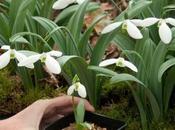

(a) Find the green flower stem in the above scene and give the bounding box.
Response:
[72,96,77,121]
[110,0,122,13]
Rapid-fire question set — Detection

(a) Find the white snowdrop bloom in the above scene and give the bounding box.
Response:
[0,45,34,69]
[18,50,62,74]
[137,17,175,44]
[99,57,138,72]
[101,19,143,39]
[158,18,175,44]
[52,0,86,10]
[67,82,87,98]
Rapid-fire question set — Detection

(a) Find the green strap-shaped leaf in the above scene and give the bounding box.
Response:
[110,73,145,86]
[10,0,35,35]
[75,100,85,124]
[10,32,51,50]
[79,14,106,57]
[0,13,10,39]
[67,0,89,43]
[90,28,120,65]
[113,33,135,51]
[163,67,175,114]
[10,35,30,44]
[88,66,117,77]
[116,0,152,21]
[145,88,160,122]
[158,58,175,82]
[54,2,100,24]
[149,42,168,111]
[151,0,168,17]
[33,16,66,52]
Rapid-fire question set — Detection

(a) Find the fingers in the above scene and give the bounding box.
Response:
[40,96,95,129]
[49,96,95,112]
[73,96,95,112]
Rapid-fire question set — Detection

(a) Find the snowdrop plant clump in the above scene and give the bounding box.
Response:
[98,13,175,130]
[102,17,175,44]
[53,0,86,10]
[67,75,91,130]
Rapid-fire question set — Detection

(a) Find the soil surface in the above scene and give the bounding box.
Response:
[62,123,107,130]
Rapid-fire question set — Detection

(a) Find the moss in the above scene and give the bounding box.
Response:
[0,69,14,100]
[0,69,66,116]
[98,83,175,130]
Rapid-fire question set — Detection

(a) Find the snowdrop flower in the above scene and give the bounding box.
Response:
[99,57,138,72]
[53,0,86,10]
[101,19,143,39]
[137,17,175,44]
[18,50,62,74]
[158,18,175,44]
[0,45,33,69]
[67,82,87,98]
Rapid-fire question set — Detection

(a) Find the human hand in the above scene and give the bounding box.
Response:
[0,96,94,130]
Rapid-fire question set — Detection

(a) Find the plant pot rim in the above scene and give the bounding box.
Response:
[46,111,127,130]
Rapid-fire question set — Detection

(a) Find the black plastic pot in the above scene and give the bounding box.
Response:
[46,111,127,130]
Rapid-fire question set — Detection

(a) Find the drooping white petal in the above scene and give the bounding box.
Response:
[67,85,76,96]
[126,20,143,39]
[14,51,33,69]
[159,22,172,44]
[15,51,34,69]
[77,82,87,98]
[52,0,75,10]
[101,22,122,34]
[23,64,34,69]
[47,50,62,57]
[130,19,143,26]
[141,17,159,27]
[165,18,175,26]
[18,54,40,67]
[1,45,10,50]
[99,59,117,67]
[15,51,27,62]
[124,60,138,72]
[76,0,86,4]
[45,55,61,74]
[0,51,10,69]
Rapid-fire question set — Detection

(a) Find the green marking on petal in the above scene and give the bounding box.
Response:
[75,83,79,91]
[158,19,163,27]
[116,58,125,67]
[40,54,47,63]
[10,50,15,59]
[122,22,127,30]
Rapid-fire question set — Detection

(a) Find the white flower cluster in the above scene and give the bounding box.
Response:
[52,0,175,44]
[102,18,175,44]
[0,45,87,98]
[0,45,62,74]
